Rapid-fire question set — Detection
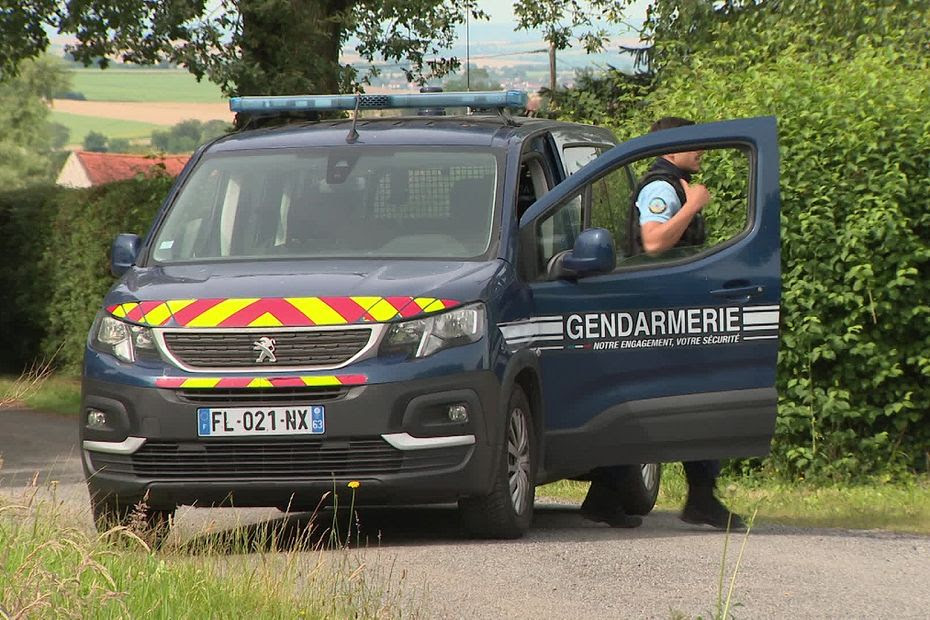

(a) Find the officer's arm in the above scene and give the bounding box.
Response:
[641,204,701,253]
[641,180,709,254]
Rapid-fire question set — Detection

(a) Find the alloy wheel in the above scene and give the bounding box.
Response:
[507,406,531,514]
[641,462,659,493]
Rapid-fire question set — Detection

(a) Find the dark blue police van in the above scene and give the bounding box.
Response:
[80,91,780,538]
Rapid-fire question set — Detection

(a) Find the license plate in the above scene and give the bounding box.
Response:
[197,406,324,437]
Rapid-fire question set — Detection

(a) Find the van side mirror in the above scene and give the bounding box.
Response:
[111,234,141,277]
[561,228,616,277]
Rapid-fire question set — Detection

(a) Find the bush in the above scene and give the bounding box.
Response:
[83,130,109,152]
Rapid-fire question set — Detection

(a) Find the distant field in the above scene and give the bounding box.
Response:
[52,100,233,126]
[70,68,225,103]
[49,110,162,144]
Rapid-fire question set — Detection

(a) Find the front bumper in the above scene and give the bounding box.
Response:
[80,372,502,509]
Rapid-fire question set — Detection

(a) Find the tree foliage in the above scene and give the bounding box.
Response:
[0,0,486,96]
[634,0,930,76]
[513,0,636,53]
[0,55,71,189]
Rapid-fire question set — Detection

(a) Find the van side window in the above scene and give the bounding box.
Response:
[561,144,607,175]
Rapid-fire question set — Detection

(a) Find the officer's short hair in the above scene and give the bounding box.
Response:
[650,117,695,133]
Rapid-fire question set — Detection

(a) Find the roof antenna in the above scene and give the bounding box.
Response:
[346,94,362,143]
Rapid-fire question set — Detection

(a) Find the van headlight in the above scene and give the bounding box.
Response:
[380,303,486,358]
[92,315,158,363]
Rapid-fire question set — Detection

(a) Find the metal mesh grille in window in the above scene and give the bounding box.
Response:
[372,166,494,219]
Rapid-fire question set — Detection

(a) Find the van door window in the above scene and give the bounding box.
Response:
[570,148,752,266]
[617,147,751,265]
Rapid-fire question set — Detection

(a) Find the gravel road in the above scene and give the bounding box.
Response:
[2,407,928,619]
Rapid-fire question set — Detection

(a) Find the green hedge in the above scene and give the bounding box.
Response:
[0,185,63,371]
[602,41,930,478]
[0,177,172,372]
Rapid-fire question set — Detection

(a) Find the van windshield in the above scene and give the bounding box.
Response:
[150,146,500,262]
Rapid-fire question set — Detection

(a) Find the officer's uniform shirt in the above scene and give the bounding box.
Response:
[635,179,681,226]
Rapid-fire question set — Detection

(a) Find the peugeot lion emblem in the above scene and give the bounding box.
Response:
[252,336,277,363]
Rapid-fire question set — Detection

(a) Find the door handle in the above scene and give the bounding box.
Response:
[710,284,764,299]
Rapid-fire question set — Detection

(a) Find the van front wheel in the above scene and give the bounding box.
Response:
[459,385,535,539]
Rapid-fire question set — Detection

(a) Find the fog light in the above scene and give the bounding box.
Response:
[447,404,468,423]
[86,408,108,429]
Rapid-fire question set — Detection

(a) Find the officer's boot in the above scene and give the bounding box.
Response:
[580,478,642,529]
[680,484,746,531]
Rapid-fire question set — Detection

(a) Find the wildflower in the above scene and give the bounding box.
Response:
[347,480,360,489]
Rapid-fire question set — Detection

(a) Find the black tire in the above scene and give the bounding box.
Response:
[90,493,175,542]
[459,385,535,539]
[615,463,662,516]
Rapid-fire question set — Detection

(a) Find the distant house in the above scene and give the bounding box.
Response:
[56,151,189,189]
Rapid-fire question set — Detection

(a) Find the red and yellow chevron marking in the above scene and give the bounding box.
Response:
[155,374,367,389]
[107,296,459,328]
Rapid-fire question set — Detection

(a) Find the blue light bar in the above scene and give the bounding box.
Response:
[229,90,528,114]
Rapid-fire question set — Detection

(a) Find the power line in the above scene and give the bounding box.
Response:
[470,48,549,59]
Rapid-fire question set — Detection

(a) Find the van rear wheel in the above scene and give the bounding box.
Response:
[459,385,535,539]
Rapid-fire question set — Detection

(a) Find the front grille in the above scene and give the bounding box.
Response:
[162,328,371,368]
[90,438,469,479]
[176,386,348,405]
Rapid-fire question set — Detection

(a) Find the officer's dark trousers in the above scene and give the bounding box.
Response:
[590,459,721,507]
[683,459,721,490]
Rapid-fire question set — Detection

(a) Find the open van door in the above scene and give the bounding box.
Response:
[517,117,781,477]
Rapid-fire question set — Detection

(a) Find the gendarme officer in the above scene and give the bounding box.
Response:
[581,116,746,531]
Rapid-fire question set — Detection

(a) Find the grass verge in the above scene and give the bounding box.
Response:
[538,463,930,535]
[0,489,414,618]
[0,373,81,415]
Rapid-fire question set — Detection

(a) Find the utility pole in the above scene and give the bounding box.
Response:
[548,42,557,92]
[466,10,470,91]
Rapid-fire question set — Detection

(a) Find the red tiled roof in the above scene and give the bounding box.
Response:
[75,151,189,186]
